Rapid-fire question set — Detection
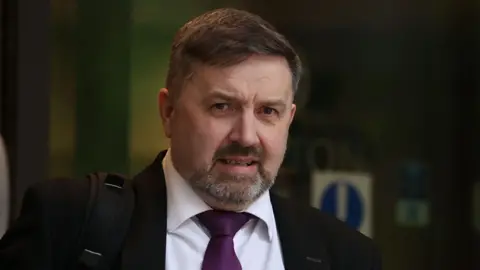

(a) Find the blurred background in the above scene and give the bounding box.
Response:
[0,0,479,269]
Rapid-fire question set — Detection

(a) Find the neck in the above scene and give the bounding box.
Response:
[199,192,252,212]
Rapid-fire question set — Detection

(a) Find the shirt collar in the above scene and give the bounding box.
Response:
[162,149,275,241]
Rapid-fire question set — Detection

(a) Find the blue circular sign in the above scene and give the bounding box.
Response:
[319,181,364,229]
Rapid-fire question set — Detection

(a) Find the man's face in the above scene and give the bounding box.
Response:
[159,55,296,211]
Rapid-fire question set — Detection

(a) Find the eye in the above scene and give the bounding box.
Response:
[211,103,230,111]
[259,107,278,116]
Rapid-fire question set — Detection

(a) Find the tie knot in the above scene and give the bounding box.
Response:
[197,210,251,237]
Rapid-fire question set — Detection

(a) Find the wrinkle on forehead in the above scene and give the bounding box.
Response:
[189,55,293,103]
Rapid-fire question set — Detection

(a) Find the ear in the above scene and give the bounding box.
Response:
[158,88,174,138]
[288,103,296,125]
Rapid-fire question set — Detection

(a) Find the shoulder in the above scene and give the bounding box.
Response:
[11,177,94,249]
[21,177,91,213]
[272,194,382,269]
[0,177,92,269]
[17,177,92,237]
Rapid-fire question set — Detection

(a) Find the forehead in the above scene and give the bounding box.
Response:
[186,55,293,101]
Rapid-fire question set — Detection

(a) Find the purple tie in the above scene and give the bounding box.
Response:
[197,210,251,270]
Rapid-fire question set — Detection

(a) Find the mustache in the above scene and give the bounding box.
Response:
[213,143,262,160]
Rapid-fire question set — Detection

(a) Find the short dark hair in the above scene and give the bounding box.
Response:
[165,8,302,99]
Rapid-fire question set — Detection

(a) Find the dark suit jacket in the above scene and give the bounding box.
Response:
[0,152,382,270]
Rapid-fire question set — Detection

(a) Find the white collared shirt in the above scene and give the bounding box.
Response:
[163,150,285,270]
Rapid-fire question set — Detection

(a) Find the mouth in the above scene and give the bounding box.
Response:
[217,158,259,167]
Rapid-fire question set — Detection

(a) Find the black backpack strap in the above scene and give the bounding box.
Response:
[76,173,135,270]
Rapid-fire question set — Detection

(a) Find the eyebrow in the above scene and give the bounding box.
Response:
[204,91,287,110]
[262,100,287,111]
[203,91,238,103]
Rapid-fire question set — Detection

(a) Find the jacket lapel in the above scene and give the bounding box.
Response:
[121,152,168,270]
[271,193,330,270]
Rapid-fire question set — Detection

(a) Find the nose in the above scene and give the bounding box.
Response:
[228,110,259,147]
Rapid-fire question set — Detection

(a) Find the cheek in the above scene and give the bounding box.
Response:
[258,125,289,160]
[176,111,232,158]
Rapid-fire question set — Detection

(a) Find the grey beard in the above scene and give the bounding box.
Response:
[189,169,274,207]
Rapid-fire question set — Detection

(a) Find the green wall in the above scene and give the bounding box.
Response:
[49,1,239,177]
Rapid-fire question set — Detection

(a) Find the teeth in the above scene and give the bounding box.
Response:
[224,159,252,166]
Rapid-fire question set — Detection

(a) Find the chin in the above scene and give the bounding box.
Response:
[199,182,270,211]
[203,196,251,212]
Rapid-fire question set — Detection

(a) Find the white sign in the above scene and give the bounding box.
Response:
[0,135,9,237]
[395,199,429,227]
[311,171,373,238]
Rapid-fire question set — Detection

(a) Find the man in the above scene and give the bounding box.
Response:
[0,8,382,270]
